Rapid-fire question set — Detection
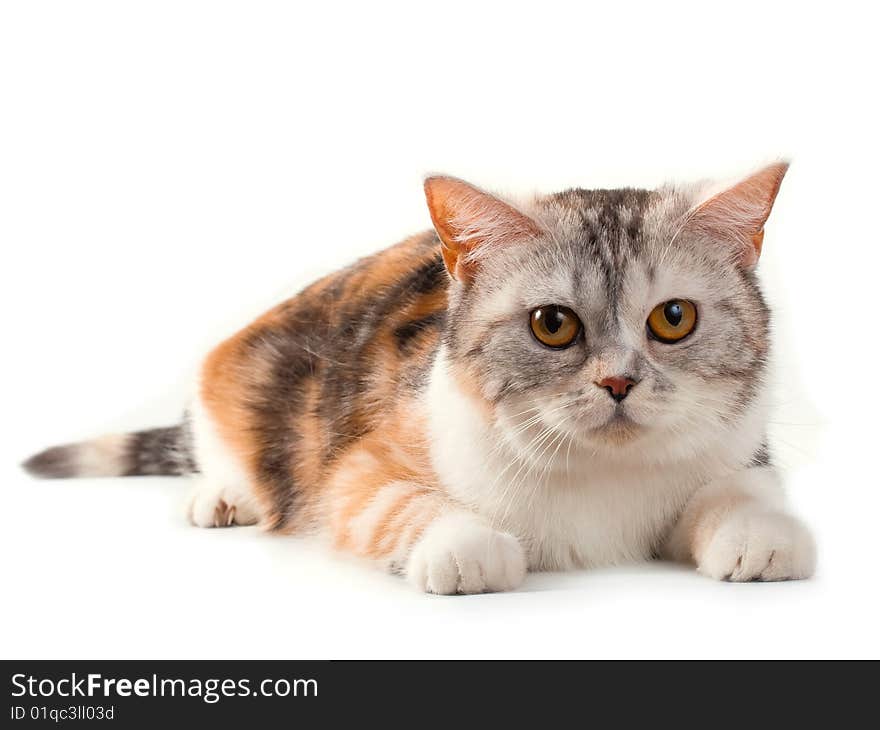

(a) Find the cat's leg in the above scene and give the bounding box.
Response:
[185,394,264,529]
[327,445,526,594]
[663,466,815,581]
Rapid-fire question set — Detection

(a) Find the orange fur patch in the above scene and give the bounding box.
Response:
[198,230,448,536]
[324,402,440,556]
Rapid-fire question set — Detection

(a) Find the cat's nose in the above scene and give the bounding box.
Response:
[596,375,637,403]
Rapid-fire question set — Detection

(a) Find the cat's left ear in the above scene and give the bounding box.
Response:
[423,176,543,282]
[688,161,789,268]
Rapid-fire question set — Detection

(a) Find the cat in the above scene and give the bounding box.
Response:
[23,163,816,594]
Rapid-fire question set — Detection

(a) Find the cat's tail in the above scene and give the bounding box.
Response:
[22,423,196,479]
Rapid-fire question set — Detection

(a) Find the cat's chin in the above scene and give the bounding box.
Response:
[585,412,646,445]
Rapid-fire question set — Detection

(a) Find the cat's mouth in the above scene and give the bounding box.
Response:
[588,409,644,441]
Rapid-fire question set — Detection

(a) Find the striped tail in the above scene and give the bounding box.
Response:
[22,423,197,479]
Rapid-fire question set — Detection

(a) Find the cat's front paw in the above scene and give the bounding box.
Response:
[698,508,816,582]
[406,513,527,595]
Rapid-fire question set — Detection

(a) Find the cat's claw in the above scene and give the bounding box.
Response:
[698,509,816,582]
[187,480,258,528]
[406,513,527,594]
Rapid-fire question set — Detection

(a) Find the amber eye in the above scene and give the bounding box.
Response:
[647,300,697,343]
[530,305,581,349]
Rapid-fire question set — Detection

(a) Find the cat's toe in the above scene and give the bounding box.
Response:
[187,481,258,528]
[406,513,527,595]
[698,509,815,582]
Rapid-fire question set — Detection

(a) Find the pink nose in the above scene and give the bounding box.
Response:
[596,375,637,403]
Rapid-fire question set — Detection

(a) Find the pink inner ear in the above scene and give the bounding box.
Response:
[689,162,788,267]
[424,176,542,281]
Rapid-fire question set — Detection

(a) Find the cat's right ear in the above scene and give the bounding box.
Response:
[686,162,789,268]
[423,176,542,282]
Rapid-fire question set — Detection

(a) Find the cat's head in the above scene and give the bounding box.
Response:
[424,164,786,463]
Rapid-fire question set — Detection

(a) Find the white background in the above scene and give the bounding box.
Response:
[2,1,878,659]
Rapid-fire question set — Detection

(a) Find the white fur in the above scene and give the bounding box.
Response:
[406,511,527,595]
[76,434,131,476]
[699,506,816,581]
[425,346,773,571]
[187,389,262,527]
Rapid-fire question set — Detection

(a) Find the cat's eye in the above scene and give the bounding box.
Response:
[530,306,581,349]
[647,300,697,343]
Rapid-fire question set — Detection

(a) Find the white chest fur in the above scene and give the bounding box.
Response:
[425,348,764,570]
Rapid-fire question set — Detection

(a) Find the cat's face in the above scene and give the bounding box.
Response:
[426,166,785,463]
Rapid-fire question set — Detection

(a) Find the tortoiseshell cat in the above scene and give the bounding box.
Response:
[24,163,815,593]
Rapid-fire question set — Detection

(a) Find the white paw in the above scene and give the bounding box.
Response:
[186,480,259,528]
[699,508,816,582]
[406,513,527,595]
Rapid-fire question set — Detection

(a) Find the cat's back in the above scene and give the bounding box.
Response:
[197,231,449,528]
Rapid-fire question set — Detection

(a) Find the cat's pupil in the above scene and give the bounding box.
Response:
[664,302,683,327]
[545,308,563,333]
